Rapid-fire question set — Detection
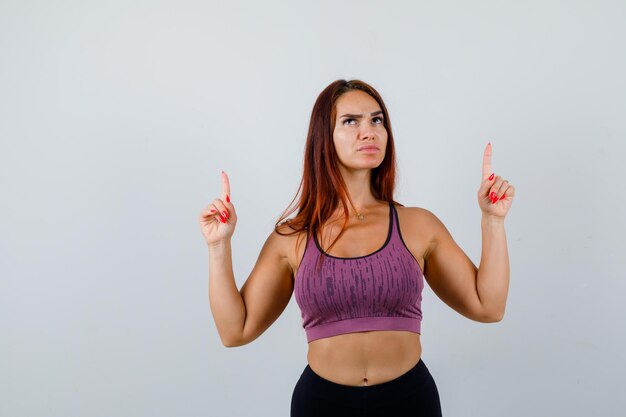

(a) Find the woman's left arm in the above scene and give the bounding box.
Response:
[423,142,515,322]
[476,142,515,320]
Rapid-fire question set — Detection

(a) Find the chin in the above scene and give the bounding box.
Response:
[359,161,384,169]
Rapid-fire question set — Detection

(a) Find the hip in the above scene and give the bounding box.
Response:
[291,356,442,416]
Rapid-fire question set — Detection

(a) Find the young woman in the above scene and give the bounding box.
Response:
[200,79,514,416]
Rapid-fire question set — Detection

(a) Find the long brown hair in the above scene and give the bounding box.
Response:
[275,79,401,271]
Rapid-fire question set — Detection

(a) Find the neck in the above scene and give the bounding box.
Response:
[338,167,377,211]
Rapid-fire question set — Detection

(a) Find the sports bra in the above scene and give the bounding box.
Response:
[294,201,424,343]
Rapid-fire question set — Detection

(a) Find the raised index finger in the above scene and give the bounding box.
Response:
[221,170,230,201]
[482,142,492,180]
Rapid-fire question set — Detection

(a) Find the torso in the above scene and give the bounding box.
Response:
[281,201,433,387]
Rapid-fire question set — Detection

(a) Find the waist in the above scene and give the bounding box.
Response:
[307,330,422,387]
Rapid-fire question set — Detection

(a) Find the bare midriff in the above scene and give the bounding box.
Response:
[307,330,422,387]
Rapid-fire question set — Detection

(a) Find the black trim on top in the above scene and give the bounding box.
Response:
[392,203,424,274]
[313,201,393,260]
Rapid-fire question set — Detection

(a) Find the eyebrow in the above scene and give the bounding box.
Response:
[339,110,384,119]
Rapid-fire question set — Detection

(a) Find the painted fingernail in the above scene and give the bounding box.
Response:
[210,209,215,213]
[222,211,228,219]
[490,192,497,200]
[489,173,495,181]
[499,194,505,200]
[219,215,226,223]
[226,194,230,203]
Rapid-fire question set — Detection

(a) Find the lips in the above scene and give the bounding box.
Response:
[358,145,379,151]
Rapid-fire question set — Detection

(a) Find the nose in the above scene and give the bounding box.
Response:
[359,122,377,141]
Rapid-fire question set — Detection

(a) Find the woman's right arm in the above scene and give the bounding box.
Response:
[201,171,293,347]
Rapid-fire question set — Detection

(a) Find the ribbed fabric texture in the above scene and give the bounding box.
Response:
[294,201,424,343]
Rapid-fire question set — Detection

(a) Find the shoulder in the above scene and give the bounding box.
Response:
[393,203,437,224]
[392,204,447,254]
[274,218,307,236]
[272,219,299,243]
[271,219,308,259]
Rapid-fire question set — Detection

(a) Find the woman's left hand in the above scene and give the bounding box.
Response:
[477,142,515,218]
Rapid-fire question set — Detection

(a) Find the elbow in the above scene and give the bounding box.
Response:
[474,305,505,323]
[482,309,505,323]
[222,338,242,348]
[221,334,244,348]
[222,340,236,348]
[218,325,246,347]
[223,326,255,347]
[487,314,504,323]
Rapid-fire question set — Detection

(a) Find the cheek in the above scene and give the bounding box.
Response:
[333,131,349,146]
[380,139,389,155]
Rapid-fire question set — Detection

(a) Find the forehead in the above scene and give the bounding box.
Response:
[335,90,380,112]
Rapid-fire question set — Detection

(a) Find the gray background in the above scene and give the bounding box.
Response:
[1,1,624,416]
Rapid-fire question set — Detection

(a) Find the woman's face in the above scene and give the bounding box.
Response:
[332,90,388,173]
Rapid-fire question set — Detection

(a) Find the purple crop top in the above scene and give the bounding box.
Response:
[294,201,424,343]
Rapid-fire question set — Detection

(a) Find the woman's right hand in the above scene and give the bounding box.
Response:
[199,170,237,247]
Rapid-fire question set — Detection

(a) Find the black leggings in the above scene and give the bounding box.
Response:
[290,358,442,417]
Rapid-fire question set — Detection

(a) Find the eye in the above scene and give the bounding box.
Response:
[343,118,356,125]
[373,116,384,124]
